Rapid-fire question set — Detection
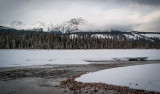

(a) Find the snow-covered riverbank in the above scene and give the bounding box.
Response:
[75,63,160,92]
[0,49,160,68]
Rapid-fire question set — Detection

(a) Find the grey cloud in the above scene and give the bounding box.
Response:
[0,0,31,24]
[135,12,160,32]
[0,0,159,32]
[133,0,160,6]
[108,0,160,6]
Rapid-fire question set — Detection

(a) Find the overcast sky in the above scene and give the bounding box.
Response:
[0,0,160,32]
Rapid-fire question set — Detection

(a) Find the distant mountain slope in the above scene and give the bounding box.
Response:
[0,26,16,31]
[69,31,160,42]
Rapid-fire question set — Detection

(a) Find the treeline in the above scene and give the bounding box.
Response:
[0,31,160,49]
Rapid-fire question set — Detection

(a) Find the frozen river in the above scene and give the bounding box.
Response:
[75,63,160,92]
[0,49,160,68]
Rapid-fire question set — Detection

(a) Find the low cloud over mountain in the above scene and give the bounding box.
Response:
[0,0,159,32]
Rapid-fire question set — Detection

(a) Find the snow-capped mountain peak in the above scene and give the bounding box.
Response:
[52,18,87,33]
[11,21,25,26]
[10,21,25,30]
[6,18,87,33]
[34,21,45,27]
[30,21,53,32]
[68,18,86,25]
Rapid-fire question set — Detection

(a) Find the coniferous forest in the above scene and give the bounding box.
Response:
[0,30,160,49]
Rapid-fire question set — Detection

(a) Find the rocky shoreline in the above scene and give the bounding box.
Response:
[0,61,160,94]
[59,73,160,94]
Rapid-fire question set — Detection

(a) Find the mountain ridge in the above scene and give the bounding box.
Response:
[0,18,160,42]
[4,18,87,33]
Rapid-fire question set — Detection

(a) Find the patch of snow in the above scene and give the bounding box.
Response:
[0,49,160,68]
[142,34,160,39]
[124,34,142,40]
[75,64,160,92]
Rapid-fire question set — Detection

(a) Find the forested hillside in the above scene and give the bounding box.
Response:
[0,30,160,49]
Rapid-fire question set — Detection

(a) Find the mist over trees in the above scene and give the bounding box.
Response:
[0,30,160,49]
